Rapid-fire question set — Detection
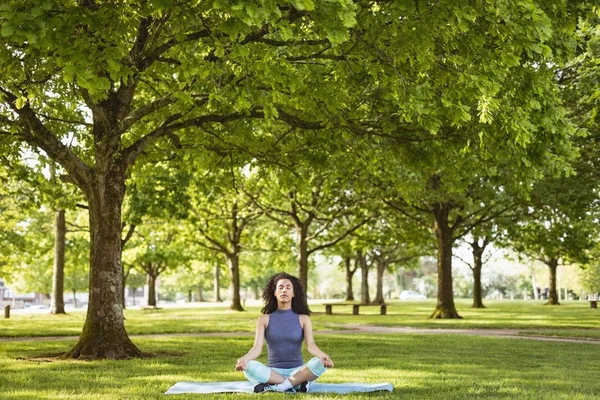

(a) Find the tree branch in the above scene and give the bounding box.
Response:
[308,218,370,255]
[0,86,92,190]
[121,223,137,247]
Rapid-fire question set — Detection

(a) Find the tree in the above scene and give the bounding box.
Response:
[184,168,262,311]
[505,173,597,305]
[350,2,587,318]
[579,262,600,296]
[248,164,370,291]
[124,220,190,306]
[0,1,357,358]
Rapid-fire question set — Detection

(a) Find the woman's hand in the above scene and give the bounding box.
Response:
[235,357,249,371]
[319,353,334,368]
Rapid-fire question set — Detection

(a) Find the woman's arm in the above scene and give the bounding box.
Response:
[300,314,334,368]
[235,314,268,371]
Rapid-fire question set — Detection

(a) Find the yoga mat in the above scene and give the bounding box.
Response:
[165,381,393,394]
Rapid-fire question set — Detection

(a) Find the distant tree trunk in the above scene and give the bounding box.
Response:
[253,286,260,300]
[214,263,222,302]
[344,256,357,301]
[121,265,133,309]
[147,273,157,307]
[51,209,66,314]
[187,290,192,303]
[297,224,309,292]
[471,260,484,308]
[227,202,244,311]
[197,286,205,302]
[228,254,244,311]
[120,225,135,310]
[72,289,77,308]
[373,258,386,304]
[430,202,461,319]
[470,238,487,309]
[358,250,370,305]
[544,258,560,305]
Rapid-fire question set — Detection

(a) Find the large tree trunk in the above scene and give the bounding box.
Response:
[373,259,386,304]
[430,202,461,319]
[471,241,485,309]
[358,250,370,305]
[50,209,66,314]
[147,273,157,307]
[65,175,142,359]
[545,258,560,305]
[297,225,309,291]
[214,263,222,302]
[228,253,244,311]
[344,256,356,301]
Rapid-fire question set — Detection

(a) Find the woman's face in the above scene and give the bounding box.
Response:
[274,278,295,303]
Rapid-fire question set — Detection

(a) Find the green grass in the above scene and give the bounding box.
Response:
[317,299,600,331]
[1,333,599,399]
[1,300,599,338]
[1,300,599,399]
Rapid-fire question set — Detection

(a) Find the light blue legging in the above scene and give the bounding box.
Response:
[243,357,328,385]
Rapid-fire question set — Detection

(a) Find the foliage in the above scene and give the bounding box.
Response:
[578,263,600,294]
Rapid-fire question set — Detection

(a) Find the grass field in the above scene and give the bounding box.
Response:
[0,300,599,399]
[1,299,599,338]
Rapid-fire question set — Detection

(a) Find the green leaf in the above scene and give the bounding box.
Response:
[15,97,27,109]
[291,0,315,11]
[1,23,14,37]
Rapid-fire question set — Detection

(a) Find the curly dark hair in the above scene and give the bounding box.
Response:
[261,272,311,315]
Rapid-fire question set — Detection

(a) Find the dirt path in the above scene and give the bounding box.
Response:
[2,324,600,344]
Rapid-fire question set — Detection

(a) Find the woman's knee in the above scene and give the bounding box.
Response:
[243,360,271,384]
[306,357,328,377]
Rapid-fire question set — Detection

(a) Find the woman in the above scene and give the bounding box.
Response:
[235,272,334,393]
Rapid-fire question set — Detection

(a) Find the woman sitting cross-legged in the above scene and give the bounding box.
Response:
[235,272,334,393]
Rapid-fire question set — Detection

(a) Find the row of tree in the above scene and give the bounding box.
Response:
[2,1,600,359]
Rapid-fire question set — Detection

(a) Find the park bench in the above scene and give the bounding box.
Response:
[324,303,387,315]
[142,306,162,313]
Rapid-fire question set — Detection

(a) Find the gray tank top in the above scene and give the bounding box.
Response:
[265,308,304,368]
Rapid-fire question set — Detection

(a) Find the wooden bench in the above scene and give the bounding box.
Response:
[589,300,598,309]
[324,303,387,315]
[142,306,162,313]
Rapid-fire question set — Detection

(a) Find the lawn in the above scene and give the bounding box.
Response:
[0,333,598,399]
[1,299,598,338]
[0,300,599,399]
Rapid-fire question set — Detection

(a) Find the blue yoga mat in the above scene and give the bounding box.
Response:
[165,381,393,394]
